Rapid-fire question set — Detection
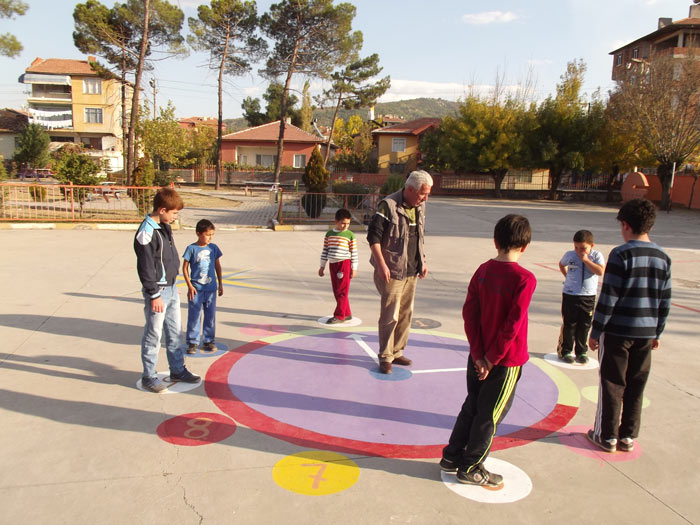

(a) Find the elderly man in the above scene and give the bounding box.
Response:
[367,170,433,374]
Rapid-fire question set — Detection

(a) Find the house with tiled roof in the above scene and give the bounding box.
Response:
[371,117,441,175]
[178,116,225,133]
[221,120,324,169]
[18,56,133,172]
[610,3,700,81]
[0,108,29,164]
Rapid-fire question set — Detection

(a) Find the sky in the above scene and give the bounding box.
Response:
[0,0,694,120]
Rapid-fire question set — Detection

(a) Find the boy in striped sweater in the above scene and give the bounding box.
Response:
[587,198,672,453]
[319,208,358,324]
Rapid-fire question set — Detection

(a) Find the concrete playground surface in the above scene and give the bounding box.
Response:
[1,197,699,525]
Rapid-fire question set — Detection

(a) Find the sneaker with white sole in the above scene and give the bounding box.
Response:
[169,367,201,383]
[439,457,458,472]
[142,376,168,393]
[619,437,634,452]
[586,429,617,453]
[456,465,503,487]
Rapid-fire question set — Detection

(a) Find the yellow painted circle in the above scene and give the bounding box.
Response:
[272,451,360,496]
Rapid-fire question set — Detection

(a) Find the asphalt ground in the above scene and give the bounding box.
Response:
[1,197,698,524]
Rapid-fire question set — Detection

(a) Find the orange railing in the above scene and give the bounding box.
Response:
[0,182,159,222]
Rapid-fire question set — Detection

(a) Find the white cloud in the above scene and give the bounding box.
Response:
[528,59,553,67]
[462,11,519,25]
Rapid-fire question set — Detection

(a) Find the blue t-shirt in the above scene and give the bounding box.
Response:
[183,243,223,291]
[560,249,604,296]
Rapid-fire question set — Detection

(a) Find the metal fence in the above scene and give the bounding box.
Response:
[0,182,158,222]
[277,191,380,225]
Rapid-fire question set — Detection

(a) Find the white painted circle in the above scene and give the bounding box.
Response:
[317,316,362,327]
[581,385,650,408]
[136,371,202,394]
[441,457,532,504]
[543,352,599,371]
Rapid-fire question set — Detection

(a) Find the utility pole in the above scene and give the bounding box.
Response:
[149,78,157,119]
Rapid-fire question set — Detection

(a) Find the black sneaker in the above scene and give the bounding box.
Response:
[170,367,201,383]
[326,317,342,324]
[586,429,616,453]
[142,376,168,393]
[561,353,576,364]
[187,343,197,354]
[575,354,589,364]
[345,316,352,321]
[456,466,503,487]
[618,437,634,452]
[202,341,217,352]
[439,458,458,472]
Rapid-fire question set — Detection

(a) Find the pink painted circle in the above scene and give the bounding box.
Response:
[157,412,236,446]
[558,425,642,461]
[239,324,288,337]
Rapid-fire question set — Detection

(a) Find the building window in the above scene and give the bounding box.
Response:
[238,155,248,166]
[293,154,306,168]
[392,137,406,152]
[85,108,103,124]
[632,48,639,59]
[616,53,623,66]
[83,78,102,95]
[255,154,276,167]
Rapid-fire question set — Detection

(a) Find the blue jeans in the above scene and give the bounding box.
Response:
[186,287,217,344]
[141,284,184,378]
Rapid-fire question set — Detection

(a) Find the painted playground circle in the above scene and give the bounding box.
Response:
[205,328,580,458]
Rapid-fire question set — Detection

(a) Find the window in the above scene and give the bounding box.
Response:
[293,154,306,168]
[238,155,248,166]
[616,53,623,66]
[392,137,406,152]
[83,78,102,95]
[84,108,103,124]
[632,47,639,59]
[255,154,277,167]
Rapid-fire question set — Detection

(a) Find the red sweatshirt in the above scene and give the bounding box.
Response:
[463,259,537,367]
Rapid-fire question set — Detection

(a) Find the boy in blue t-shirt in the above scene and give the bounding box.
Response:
[182,219,224,353]
[557,229,605,364]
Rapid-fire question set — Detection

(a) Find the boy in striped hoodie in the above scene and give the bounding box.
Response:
[587,198,671,453]
[319,208,358,324]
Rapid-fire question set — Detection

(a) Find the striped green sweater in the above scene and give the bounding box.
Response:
[320,228,358,270]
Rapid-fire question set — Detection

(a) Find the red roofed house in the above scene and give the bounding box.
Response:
[372,117,441,175]
[221,121,324,169]
[0,108,29,165]
[610,3,700,81]
[178,116,226,133]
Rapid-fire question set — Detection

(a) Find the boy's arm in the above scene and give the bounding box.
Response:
[319,234,329,275]
[463,274,484,362]
[655,260,672,342]
[589,249,623,343]
[134,230,162,301]
[182,259,196,302]
[581,251,605,276]
[485,275,536,366]
[215,257,223,296]
[558,261,567,277]
[350,233,358,278]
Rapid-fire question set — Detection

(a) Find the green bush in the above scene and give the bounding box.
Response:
[331,181,374,208]
[0,159,8,182]
[153,170,176,187]
[302,146,329,192]
[380,173,405,195]
[29,185,47,202]
[301,193,327,218]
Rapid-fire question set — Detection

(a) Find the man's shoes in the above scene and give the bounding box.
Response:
[326,317,342,324]
[202,341,217,352]
[575,354,590,364]
[439,457,458,472]
[456,465,503,487]
[560,353,576,364]
[379,361,392,374]
[586,429,617,453]
[142,376,168,393]
[170,367,201,383]
[392,356,412,366]
[187,343,197,354]
[619,437,634,452]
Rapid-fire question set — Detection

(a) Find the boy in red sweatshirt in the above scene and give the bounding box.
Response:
[440,214,536,486]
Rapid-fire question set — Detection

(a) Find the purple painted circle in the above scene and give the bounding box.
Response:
[226,331,558,446]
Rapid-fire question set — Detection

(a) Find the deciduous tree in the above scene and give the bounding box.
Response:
[0,0,28,57]
[139,101,188,171]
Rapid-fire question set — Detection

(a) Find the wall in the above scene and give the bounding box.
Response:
[221,140,320,167]
[375,134,419,175]
[645,174,700,209]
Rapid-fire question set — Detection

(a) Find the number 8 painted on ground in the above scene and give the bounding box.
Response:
[184,417,213,439]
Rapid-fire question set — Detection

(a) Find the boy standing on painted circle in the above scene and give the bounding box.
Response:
[182,219,223,353]
[319,208,358,324]
[557,230,605,364]
[440,214,537,487]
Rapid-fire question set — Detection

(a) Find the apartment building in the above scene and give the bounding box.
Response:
[19,56,132,173]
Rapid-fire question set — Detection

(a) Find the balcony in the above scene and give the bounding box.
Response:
[28,107,73,130]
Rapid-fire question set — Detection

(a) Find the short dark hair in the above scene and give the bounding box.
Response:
[494,214,531,252]
[196,219,215,233]
[152,188,184,212]
[335,208,352,221]
[617,198,656,234]
[573,230,594,244]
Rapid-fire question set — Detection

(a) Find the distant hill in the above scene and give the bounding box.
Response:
[223,98,460,131]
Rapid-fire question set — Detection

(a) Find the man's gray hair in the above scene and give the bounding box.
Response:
[405,170,433,190]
